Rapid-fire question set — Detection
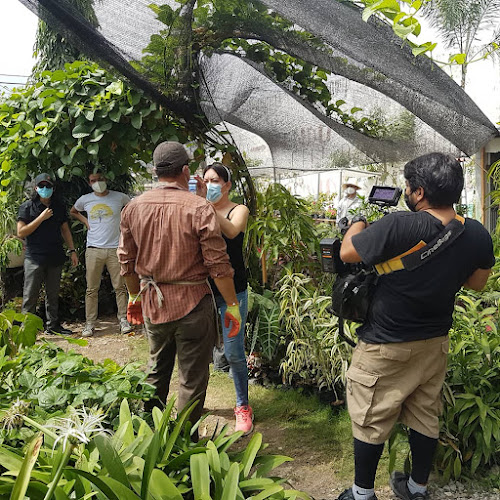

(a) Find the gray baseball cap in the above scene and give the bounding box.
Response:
[153,141,189,169]
[34,173,54,186]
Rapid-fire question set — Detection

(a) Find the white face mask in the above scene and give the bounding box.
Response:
[345,187,356,196]
[92,181,107,193]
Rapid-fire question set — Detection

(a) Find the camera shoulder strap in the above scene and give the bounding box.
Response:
[375,214,465,276]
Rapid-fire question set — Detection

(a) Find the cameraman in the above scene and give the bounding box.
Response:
[336,153,494,500]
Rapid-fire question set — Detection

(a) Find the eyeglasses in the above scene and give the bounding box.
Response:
[37,183,52,188]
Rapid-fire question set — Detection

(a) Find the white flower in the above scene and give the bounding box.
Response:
[46,406,109,451]
[1,399,31,431]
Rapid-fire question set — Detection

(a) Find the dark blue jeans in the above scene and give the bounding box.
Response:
[215,289,249,407]
[22,258,63,330]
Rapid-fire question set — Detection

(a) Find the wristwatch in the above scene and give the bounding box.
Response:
[351,215,367,226]
[67,249,76,255]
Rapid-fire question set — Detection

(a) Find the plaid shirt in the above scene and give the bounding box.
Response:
[118,182,233,324]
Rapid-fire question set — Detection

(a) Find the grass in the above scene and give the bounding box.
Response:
[205,368,413,490]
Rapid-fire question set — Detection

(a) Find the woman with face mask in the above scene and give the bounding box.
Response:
[17,173,79,335]
[195,162,253,435]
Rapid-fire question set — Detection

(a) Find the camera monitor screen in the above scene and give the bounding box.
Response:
[368,186,402,206]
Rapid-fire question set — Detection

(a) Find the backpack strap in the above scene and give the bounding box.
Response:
[374,214,465,276]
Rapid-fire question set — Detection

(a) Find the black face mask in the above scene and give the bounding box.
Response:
[404,192,418,212]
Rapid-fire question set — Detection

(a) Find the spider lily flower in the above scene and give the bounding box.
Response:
[1,399,31,431]
[46,406,109,451]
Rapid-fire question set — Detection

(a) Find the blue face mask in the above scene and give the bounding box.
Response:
[37,186,53,199]
[206,183,222,203]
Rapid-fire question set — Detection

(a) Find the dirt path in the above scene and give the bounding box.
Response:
[51,316,497,500]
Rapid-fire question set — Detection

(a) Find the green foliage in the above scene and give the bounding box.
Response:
[356,0,437,56]
[367,108,417,142]
[0,399,311,499]
[276,272,352,396]
[0,188,21,238]
[0,309,42,357]
[357,0,500,75]
[246,183,320,287]
[8,432,44,500]
[304,192,338,219]
[436,293,500,480]
[247,287,282,362]
[218,39,383,136]
[487,158,500,211]
[0,61,185,196]
[422,0,500,86]
[0,342,155,442]
[33,0,99,73]
[0,237,23,276]
[143,0,386,138]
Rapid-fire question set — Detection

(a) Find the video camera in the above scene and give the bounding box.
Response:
[319,185,401,276]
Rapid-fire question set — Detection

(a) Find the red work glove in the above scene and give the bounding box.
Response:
[127,294,144,325]
[224,303,242,338]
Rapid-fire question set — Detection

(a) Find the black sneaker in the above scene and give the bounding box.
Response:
[47,325,73,335]
[336,487,378,500]
[390,472,427,499]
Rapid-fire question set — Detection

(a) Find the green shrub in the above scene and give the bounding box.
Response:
[0,341,155,444]
[436,293,500,480]
[276,272,352,397]
[246,183,320,288]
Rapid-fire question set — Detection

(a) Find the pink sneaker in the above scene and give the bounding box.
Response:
[234,405,254,435]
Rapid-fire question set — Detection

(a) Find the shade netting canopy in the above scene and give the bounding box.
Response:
[17,0,500,177]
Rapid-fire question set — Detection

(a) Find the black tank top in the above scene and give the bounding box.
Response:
[211,206,248,297]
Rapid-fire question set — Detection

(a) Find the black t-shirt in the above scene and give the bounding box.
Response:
[352,211,495,344]
[17,197,68,266]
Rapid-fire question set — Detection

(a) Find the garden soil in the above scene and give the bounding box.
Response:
[48,315,500,500]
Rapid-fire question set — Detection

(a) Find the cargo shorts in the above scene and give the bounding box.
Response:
[346,335,449,444]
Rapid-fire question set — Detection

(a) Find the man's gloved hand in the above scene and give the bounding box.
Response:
[127,293,144,325]
[337,216,350,235]
[224,303,241,338]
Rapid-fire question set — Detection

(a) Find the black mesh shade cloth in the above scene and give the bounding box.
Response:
[17,0,499,172]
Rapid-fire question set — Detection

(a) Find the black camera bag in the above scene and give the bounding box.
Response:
[330,269,377,323]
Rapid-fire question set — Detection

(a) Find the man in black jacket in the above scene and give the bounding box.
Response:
[336,153,494,500]
[17,173,78,334]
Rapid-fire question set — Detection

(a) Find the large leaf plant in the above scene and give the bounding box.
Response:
[0,399,311,500]
[0,60,187,198]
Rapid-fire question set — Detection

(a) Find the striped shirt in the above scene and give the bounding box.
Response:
[117,182,233,324]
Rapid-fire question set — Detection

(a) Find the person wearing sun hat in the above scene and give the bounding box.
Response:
[17,173,78,335]
[337,177,362,222]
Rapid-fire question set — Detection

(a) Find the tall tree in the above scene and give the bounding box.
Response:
[33,0,99,73]
[424,0,500,88]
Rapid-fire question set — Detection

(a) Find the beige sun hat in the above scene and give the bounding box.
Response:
[342,177,361,190]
